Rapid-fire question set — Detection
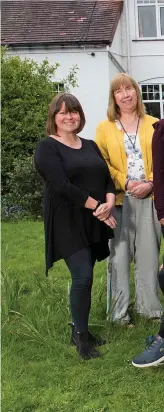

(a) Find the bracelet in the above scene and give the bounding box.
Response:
[93,200,101,212]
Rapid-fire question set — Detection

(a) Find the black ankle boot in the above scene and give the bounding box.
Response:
[87,331,106,347]
[75,331,101,360]
[69,322,106,347]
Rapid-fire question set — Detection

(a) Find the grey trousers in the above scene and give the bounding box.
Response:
[108,196,162,322]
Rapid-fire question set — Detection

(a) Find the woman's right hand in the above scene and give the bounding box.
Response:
[93,202,111,221]
[104,215,117,229]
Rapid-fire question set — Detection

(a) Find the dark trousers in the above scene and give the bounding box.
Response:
[159,225,164,338]
[65,246,96,333]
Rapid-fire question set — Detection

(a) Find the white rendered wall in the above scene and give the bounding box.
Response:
[110,15,125,69]
[126,0,164,83]
[7,47,111,139]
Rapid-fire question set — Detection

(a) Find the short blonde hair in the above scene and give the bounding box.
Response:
[107,73,145,121]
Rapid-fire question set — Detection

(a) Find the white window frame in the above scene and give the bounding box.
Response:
[136,0,164,39]
[141,83,164,118]
[54,82,64,93]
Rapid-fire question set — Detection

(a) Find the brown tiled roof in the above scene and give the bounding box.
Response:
[1,1,123,47]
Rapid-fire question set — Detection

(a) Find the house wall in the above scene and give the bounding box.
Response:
[110,14,125,68]
[8,0,164,139]
[7,47,112,139]
[109,4,128,80]
[126,0,164,85]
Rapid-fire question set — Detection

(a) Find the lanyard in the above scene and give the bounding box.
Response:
[119,117,140,151]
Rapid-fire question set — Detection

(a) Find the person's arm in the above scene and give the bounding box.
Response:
[105,170,116,212]
[90,140,116,220]
[152,121,164,222]
[35,140,98,210]
[95,125,127,191]
[90,140,116,196]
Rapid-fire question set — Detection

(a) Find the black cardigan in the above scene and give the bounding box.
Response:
[35,136,115,274]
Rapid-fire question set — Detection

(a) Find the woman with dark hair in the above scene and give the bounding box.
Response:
[35,92,116,360]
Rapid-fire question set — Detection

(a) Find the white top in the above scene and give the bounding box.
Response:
[124,132,145,195]
[115,120,146,195]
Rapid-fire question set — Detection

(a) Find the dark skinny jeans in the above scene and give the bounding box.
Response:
[65,246,97,333]
[64,233,164,337]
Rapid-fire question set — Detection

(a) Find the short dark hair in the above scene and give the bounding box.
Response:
[46,92,86,135]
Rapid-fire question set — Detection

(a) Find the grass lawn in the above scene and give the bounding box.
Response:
[1,221,164,412]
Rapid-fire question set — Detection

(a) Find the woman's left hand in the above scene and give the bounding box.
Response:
[130,182,152,199]
[93,202,112,221]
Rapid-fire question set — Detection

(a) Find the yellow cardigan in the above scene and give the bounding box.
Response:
[95,114,158,205]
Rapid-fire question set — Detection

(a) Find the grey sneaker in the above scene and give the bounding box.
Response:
[145,335,156,346]
[132,336,164,368]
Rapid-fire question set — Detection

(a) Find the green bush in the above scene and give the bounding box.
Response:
[1,47,78,218]
[2,155,44,220]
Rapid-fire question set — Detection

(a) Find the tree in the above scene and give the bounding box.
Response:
[1,48,78,193]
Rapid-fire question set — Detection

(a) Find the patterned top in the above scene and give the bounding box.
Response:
[124,132,146,196]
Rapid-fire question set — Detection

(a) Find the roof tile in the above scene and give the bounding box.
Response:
[1,1,123,46]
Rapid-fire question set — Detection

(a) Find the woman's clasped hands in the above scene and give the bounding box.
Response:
[127,180,153,199]
[93,202,117,229]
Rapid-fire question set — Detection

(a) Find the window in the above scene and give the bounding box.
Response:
[160,6,164,34]
[54,82,64,93]
[137,0,164,38]
[141,84,164,118]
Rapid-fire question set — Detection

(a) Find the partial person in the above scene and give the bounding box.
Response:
[35,93,116,360]
[95,73,162,325]
[132,119,164,367]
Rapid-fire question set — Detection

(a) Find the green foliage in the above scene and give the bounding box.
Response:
[1,47,78,217]
[1,49,56,186]
[2,155,44,220]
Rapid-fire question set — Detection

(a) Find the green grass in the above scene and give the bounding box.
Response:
[1,221,164,412]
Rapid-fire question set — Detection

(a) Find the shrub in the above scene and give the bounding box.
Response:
[2,155,44,220]
[1,47,78,218]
